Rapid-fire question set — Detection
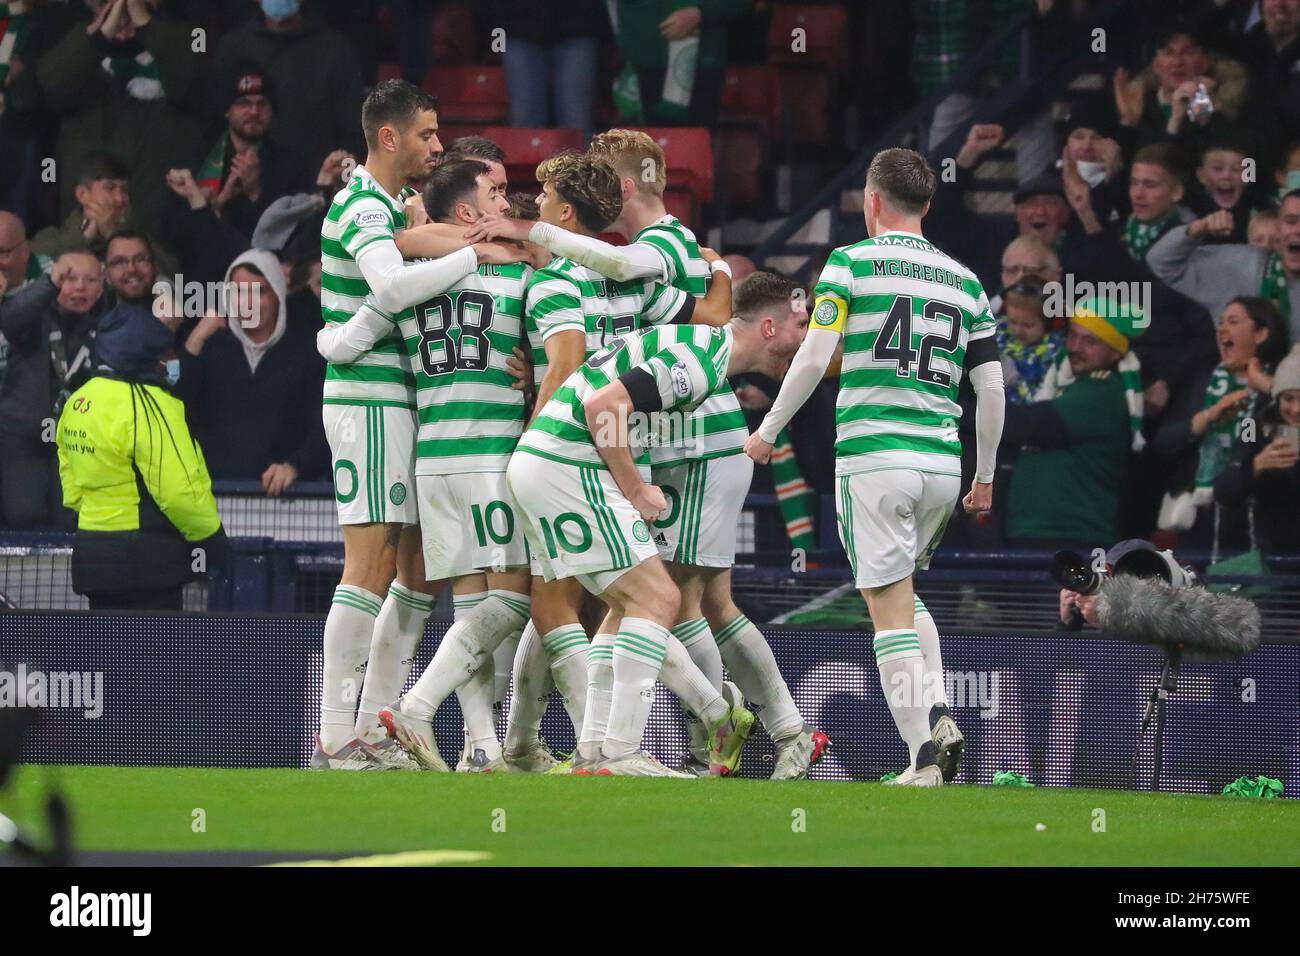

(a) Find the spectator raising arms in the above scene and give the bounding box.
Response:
[35,0,206,232]
[1149,188,1300,347]
[0,251,105,528]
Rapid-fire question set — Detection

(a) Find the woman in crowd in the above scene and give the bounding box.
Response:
[1214,345,1300,552]
[1153,296,1289,552]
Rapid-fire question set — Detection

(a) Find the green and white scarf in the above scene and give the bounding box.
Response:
[1258,251,1290,324]
[1122,210,1182,262]
[1195,364,1251,491]
[1036,348,1146,452]
[102,50,163,101]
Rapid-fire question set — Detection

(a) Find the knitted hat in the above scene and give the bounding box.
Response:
[1272,344,1300,397]
[1070,296,1147,356]
[224,62,275,110]
[1063,94,1117,140]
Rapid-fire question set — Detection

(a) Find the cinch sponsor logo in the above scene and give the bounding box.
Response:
[50,886,151,936]
[0,665,103,719]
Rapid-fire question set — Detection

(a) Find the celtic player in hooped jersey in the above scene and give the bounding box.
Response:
[319,157,538,773]
[508,297,810,775]
[468,131,829,778]
[501,154,738,771]
[313,80,515,771]
[747,148,1006,787]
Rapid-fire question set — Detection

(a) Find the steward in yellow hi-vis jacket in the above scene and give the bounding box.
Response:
[56,302,229,610]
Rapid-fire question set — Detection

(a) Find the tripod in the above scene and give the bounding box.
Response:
[1133,646,1182,791]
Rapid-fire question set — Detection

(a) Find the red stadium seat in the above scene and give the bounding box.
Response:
[766,4,850,77]
[663,189,698,228]
[422,65,509,124]
[721,65,782,139]
[779,69,831,146]
[631,127,714,206]
[478,126,586,189]
[716,127,765,208]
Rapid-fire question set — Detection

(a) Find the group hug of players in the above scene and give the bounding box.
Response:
[311,78,1005,785]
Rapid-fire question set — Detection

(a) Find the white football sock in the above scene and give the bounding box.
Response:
[320,584,382,753]
[915,596,948,708]
[715,613,804,741]
[450,592,494,759]
[673,619,722,762]
[603,619,670,760]
[542,623,589,736]
[402,590,530,721]
[355,582,433,743]
[493,632,519,707]
[873,628,930,766]
[660,633,728,727]
[503,620,551,754]
[578,632,615,762]
[456,664,500,761]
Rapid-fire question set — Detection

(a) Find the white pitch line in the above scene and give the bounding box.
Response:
[267,849,491,867]
[770,580,857,624]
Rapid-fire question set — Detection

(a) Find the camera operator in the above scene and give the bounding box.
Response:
[1055,539,1194,631]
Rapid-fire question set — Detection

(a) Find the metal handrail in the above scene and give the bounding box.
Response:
[753,0,1132,262]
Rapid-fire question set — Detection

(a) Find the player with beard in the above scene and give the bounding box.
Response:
[466,131,830,779]
[312,80,521,770]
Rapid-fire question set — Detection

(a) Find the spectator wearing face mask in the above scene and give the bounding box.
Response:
[215,0,365,165]
[1068,144,1218,417]
[0,250,105,528]
[56,294,228,610]
[35,0,206,233]
[177,248,328,496]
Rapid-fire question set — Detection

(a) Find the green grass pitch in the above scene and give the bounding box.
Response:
[4,765,1298,866]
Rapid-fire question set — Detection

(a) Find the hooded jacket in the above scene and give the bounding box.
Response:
[176,249,328,481]
[56,303,226,596]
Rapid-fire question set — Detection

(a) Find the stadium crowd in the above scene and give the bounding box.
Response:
[1,0,1299,567]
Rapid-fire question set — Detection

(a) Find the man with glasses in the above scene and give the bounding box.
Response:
[103,231,158,307]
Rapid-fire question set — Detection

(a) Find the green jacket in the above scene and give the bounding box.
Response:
[614,0,749,73]
[57,375,220,541]
[36,14,206,230]
[1006,370,1131,546]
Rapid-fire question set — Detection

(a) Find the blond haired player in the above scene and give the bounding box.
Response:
[468,131,829,779]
